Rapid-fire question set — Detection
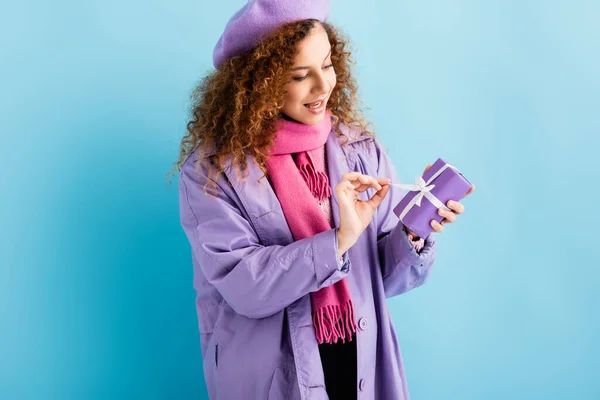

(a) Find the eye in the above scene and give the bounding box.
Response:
[324,63,334,69]
[292,75,308,82]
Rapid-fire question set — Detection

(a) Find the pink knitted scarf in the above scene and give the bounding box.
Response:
[265,111,358,345]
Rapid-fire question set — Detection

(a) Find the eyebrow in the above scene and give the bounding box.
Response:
[292,48,332,71]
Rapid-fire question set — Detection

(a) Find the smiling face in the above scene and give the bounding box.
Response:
[281,23,337,125]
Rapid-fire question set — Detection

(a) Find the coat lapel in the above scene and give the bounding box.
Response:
[222,156,294,246]
[324,128,355,231]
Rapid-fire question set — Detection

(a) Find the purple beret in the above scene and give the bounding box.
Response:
[212,0,332,68]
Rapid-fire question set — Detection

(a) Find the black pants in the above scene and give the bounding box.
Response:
[318,332,357,400]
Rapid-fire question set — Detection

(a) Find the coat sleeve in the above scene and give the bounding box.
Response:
[179,157,350,319]
[368,139,437,298]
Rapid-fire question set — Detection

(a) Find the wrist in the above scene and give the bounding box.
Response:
[404,225,420,240]
[336,228,355,258]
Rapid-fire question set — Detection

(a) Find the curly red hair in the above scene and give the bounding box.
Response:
[170,19,375,195]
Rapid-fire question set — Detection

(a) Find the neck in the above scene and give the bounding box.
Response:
[280,112,298,122]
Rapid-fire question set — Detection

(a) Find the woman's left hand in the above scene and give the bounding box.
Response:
[407,164,476,236]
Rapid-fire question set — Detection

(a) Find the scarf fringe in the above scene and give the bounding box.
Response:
[299,162,332,202]
[312,298,358,345]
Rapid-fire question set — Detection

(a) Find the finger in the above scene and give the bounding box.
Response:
[352,175,382,192]
[446,200,464,214]
[362,174,382,190]
[461,184,475,199]
[339,174,365,192]
[341,172,363,185]
[354,177,390,194]
[347,174,368,189]
[367,184,390,208]
[431,220,444,232]
[438,208,456,223]
[353,183,376,192]
[336,180,358,199]
[377,178,392,186]
[423,164,432,176]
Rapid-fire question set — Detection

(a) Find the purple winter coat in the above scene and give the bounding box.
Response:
[178,123,437,400]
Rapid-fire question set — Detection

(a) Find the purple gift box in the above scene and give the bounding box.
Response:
[392,158,472,239]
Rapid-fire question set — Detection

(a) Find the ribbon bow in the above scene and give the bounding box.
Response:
[395,176,437,207]
[390,162,459,222]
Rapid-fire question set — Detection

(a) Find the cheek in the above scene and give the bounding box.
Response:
[284,86,306,107]
[328,74,337,93]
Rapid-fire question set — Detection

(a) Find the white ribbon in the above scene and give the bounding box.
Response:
[390,162,460,222]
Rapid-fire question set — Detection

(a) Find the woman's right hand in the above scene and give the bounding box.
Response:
[335,172,391,256]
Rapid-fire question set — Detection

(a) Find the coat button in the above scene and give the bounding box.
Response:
[358,317,368,331]
[359,378,366,391]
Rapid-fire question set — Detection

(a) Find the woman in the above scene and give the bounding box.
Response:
[175,1,473,399]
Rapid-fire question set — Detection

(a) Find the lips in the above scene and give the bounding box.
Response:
[304,97,326,109]
[305,101,323,109]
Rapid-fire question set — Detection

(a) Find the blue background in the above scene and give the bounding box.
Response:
[1,0,598,399]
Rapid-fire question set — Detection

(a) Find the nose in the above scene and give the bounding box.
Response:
[312,71,331,95]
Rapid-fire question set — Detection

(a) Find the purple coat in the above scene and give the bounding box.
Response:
[178,125,437,400]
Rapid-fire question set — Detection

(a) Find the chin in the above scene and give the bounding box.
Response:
[301,107,328,125]
[282,104,329,125]
[302,114,325,125]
